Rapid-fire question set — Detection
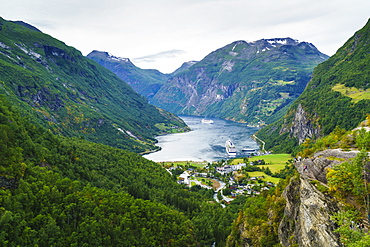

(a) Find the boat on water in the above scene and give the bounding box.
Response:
[201,119,214,124]
[242,148,255,152]
[225,140,237,156]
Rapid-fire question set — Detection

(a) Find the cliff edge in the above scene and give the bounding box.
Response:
[279,149,359,246]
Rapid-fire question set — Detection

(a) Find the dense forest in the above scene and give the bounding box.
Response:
[0,95,238,246]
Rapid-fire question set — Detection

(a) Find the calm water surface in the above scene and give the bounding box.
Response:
[143,115,260,162]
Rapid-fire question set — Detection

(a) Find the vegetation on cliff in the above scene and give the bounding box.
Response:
[226,167,296,246]
[257,19,370,154]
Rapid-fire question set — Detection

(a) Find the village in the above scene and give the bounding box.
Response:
[164,154,292,206]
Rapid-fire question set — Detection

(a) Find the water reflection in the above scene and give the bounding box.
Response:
[143,115,260,162]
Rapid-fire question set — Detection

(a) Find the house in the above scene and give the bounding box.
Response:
[178,171,190,185]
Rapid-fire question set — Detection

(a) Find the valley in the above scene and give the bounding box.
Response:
[1,15,370,247]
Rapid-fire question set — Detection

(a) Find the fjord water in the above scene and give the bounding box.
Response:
[144,115,260,162]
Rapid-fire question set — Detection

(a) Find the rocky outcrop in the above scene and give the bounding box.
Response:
[279,149,359,246]
[296,149,358,183]
[279,176,342,246]
[281,104,322,144]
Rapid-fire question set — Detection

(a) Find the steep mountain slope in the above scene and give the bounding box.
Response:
[150,38,328,125]
[0,17,188,153]
[257,18,370,153]
[87,50,171,99]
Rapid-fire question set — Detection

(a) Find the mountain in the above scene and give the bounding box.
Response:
[0,17,188,153]
[87,50,171,99]
[171,60,198,75]
[10,20,42,32]
[149,38,329,125]
[256,19,370,153]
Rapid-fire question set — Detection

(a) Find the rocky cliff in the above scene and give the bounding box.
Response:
[279,104,322,144]
[227,148,360,246]
[279,149,359,246]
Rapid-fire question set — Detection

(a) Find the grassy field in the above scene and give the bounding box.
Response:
[159,161,208,168]
[332,83,370,103]
[231,153,292,183]
[250,153,292,173]
[247,171,281,184]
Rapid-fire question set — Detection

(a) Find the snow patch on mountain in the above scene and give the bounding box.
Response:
[107,52,129,62]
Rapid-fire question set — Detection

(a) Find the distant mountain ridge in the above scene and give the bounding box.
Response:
[0,17,188,153]
[256,19,370,153]
[150,37,328,124]
[87,50,171,99]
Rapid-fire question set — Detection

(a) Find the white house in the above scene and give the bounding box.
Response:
[179,171,191,185]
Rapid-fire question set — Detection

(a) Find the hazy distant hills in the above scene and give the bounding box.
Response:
[257,19,370,153]
[0,17,188,153]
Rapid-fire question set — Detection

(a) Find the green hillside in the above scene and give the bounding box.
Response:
[0,94,237,246]
[87,50,171,99]
[0,17,188,154]
[150,38,328,125]
[257,18,370,154]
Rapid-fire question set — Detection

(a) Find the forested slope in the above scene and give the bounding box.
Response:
[87,50,170,99]
[0,17,188,154]
[0,95,236,246]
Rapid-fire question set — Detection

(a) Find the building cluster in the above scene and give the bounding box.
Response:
[215,163,246,175]
[173,160,276,202]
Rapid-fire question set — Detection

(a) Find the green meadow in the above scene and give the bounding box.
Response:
[332,83,370,103]
[231,153,292,183]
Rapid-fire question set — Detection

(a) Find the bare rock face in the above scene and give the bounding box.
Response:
[278,149,360,246]
[281,104,322,144]
[279,176,342,247]
[296,149,359,183]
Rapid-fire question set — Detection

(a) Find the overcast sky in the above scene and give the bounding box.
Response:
[2,0,369,73]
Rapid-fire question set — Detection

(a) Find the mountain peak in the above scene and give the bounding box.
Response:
[171,60,198,75]
[264,37,299,45]
[253,37,306,48]
[88,50,131,63]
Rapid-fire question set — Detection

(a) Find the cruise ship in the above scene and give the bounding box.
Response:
[201,119,214,124]
[225,140,237,156]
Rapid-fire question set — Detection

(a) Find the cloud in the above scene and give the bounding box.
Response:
[132,50,186,64]
[2,0,370,73]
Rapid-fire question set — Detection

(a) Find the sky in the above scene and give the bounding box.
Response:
[1,0,370,73]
